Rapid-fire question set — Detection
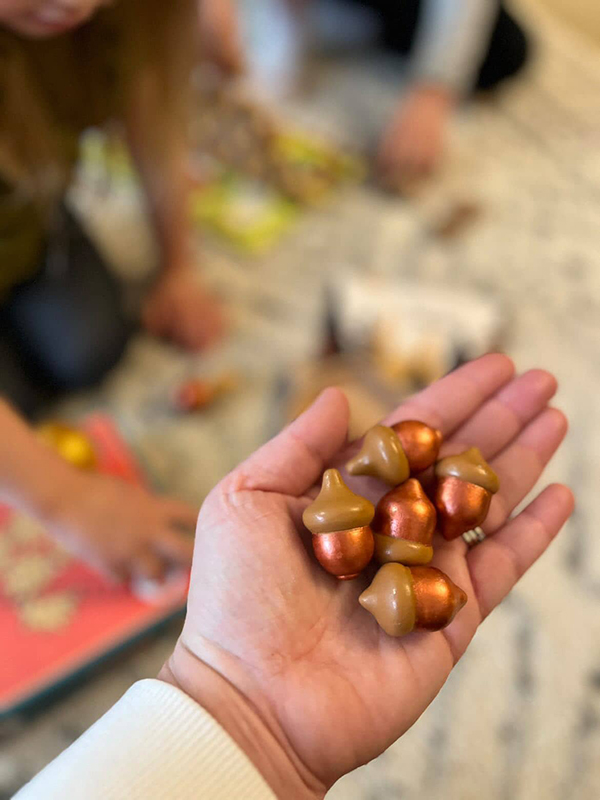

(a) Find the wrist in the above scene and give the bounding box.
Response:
[159,642,325,800]
[157,259,191,280]
[408,82,455,109]
[3,453,83,532]
[34,465,88,530]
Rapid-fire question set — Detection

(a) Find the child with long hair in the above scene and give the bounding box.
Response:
[0,0,232,578]
[0,0,225,415]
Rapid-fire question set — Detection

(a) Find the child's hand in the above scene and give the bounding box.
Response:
[378,85,453,189]
[199,0,245,76]
[46,471,197,582]
[143,267,225,352]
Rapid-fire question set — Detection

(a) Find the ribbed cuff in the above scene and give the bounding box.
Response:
[15,679,276,799]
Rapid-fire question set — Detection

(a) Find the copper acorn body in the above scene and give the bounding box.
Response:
[302,469,375,579]
[391,421,443,474]
[346,420,442,486]
[372,478,436,565]
[359,563,467,637]
[434,447,499,540]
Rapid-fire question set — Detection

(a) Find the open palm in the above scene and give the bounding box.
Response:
[165,355,573,797]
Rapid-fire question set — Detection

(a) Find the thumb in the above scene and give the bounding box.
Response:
[225,387,350,497]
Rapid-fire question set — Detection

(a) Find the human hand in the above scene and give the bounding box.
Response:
[161,355,573,798]
[142,267,225,351]
[46,471,196,582]
[378,85,453,190]
[198,0,245,76]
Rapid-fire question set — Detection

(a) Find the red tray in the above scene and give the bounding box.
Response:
[0,414,189,717]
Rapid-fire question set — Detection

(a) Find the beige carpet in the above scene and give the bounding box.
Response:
[529,0,600,45]
[3,2,600,798]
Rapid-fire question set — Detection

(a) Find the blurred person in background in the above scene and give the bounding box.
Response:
[0,0,227,419]
[237,0,531,184]
[0,0,238,580]
[352,0,531,183]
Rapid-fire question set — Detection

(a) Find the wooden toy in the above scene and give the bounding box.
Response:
[346,420,442,485]
[434,447,499,540]
[303,420,494,637]
[372,479,436,566]
[38,422,97,471]
[359,564,467,638]
[432,200,482,241]
[302,469,374,580]
[174,374,238,413]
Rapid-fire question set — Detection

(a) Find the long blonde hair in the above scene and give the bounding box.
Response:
[0,0,197,208]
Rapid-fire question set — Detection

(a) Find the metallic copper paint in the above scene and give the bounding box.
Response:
[392,420,443,474]
[435,475,492,541]
[411,566,468,630]
[373,478,436,544]
[312,526,375,579]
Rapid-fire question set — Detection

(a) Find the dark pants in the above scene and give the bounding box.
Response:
[0,208,131,418]
[351,0,530,91]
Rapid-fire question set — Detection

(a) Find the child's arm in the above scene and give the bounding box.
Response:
[124,68,224,352]
[0,398,196,580]
[378,0,497,183]
[0,398,77,520]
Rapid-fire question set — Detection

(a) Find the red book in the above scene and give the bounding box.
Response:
[0,414,189,717]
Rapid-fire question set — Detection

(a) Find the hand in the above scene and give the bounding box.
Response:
[161,355,573,798]
[198,0,245,76]
[46,471,196,582]
[379,85,453,190]
[143,267,225,351]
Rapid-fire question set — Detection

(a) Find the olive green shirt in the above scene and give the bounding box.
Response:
[0,10,123,296]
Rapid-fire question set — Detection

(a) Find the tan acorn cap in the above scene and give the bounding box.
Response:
[359,563,416,637]
[346,425,410,486]
[302,469,375,535]
[435,447,499,494]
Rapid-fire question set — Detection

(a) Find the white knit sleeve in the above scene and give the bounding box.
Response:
[410,0,498,93]
[14,679,276,800]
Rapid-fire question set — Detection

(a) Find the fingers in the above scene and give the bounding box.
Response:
[127,531,194,583]
[468,484,575,619]
[484,408,568,532]
[227,387,350,496]
[162,498,199,532]
[445,369,558,461]
[333,354,515,502]
[155,529,195,566]
[132,550,167,582]
[381,353,515,437]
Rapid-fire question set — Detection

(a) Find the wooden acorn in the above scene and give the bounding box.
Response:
[174,374,237,413]
[38,422,97,471]
[359,563,467,637]
[372,478,436,566]
[303,469,375,580]
[346,420,442,486]
[434,447,500,540]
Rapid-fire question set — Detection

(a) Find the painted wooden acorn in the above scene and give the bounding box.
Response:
[38,422,97,471]
[372,478,436,565]
[359,563,467,637]
[434,447,500,540]
[346,420,442,486]
[303,469,375,580]
[174,374,237,413]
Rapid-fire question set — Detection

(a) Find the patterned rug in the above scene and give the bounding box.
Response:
[2,2,600,797]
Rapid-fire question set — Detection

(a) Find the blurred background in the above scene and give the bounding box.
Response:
[1,0,600,796]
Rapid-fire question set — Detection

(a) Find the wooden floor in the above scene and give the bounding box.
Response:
[530,0,600,45]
